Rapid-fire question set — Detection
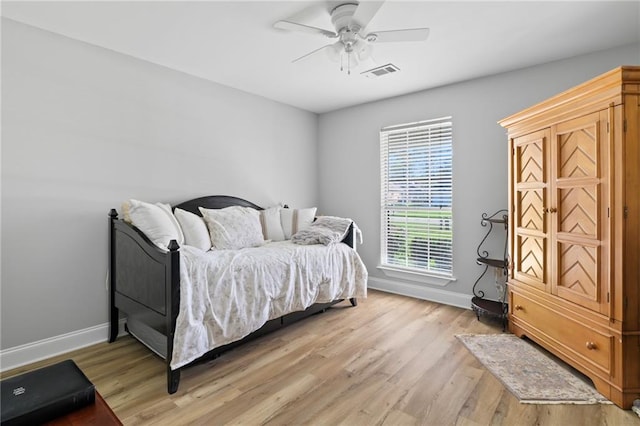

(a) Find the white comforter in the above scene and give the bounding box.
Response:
[171,241,368,369]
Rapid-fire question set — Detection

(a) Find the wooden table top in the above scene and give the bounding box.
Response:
[43,391,121,426]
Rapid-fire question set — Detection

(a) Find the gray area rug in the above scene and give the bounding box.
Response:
[456,333,611,404]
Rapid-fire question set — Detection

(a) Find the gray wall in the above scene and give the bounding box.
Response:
[318,43,639,302]
[1,19,318,350]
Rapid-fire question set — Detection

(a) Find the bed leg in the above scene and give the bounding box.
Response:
[168,368,180,394]
[108,307,119,343]
[108,208,119,343]
[349,298,358,307]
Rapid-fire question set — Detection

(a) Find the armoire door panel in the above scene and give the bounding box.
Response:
[556,241,600,308]
[511,129,550,292]
[557,117,599,179]
[551,111,609,314]
[517,189,545,232]
[558,185,598,238]
[517,141,545,183]
[514,234,547,290]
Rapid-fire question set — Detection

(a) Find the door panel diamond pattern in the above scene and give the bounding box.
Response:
[558,243,597,301]
[559,129,597,178]
[518,189,544,231]
[518,236,544,280]
[518,142,544,183]
[559,187,597,237]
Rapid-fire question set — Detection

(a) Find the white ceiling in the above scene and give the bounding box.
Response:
[2,1,639,113]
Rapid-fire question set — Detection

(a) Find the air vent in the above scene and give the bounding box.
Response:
[361,63,400,78]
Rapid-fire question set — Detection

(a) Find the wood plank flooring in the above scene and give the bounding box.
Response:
[3,290,638,425]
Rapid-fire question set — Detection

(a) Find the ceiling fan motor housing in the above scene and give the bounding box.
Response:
[331,3,360,32]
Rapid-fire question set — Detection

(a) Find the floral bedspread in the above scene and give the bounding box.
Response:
[171,241,368,369]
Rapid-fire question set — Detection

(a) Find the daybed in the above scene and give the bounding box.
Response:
[108,195,367,394]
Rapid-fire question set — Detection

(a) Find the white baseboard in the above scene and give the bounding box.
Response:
[368,276,473,310]
[0,319,127,372]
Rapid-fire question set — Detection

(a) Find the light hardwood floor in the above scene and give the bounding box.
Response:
[3,290,638,425]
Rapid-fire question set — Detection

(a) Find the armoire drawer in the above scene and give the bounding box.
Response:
[511,293,612,373]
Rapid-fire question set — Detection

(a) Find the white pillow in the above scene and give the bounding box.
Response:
[199,206,265,250]
[174,208,212,251]
[125,199,185,249]
[260,207,286,242]
[281,207,317,240]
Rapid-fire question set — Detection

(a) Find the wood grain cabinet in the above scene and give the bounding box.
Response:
[499,66,640,409]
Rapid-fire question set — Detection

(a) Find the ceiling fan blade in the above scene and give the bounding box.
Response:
[367,28,430,43]
[287,3,330,24]
[350,1,385,30]
[292,44,334,63]
[274,20,337,38]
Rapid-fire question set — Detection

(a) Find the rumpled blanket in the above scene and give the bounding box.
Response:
[171,241,368,369]
[291,216,355,245]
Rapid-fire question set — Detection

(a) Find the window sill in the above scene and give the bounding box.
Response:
[377,265,457,287]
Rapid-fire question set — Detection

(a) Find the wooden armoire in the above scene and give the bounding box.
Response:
[499,66,639,409]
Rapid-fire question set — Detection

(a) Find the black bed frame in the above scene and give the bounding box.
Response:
[108,195,357,394]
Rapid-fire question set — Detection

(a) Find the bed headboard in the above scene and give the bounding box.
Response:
[173,195,263,216]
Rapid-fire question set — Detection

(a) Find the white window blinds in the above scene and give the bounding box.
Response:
[380,116,453,276]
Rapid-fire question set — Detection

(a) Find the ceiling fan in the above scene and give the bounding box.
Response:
[274,1,430,75]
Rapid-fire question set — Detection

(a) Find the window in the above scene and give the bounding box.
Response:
[380,116,453,278]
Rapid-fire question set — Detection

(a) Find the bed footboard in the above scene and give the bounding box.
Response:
[108,209,180,393]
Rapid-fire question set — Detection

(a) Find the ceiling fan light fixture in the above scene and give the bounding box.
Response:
[354,40,372,61]
[326,41,344,62]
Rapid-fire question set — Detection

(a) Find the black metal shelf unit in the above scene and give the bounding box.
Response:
[471,210,508,330]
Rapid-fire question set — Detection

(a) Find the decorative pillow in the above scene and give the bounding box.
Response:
[121,201,133,223]
[174,208,212,251]
[280,207,317,239]
[199,206,265,250]
[124,199,185,249]
[259,207,285,242]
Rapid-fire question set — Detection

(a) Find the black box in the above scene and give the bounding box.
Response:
[1,359,95,425]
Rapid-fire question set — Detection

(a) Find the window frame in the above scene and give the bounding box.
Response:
[379,116,454,283]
